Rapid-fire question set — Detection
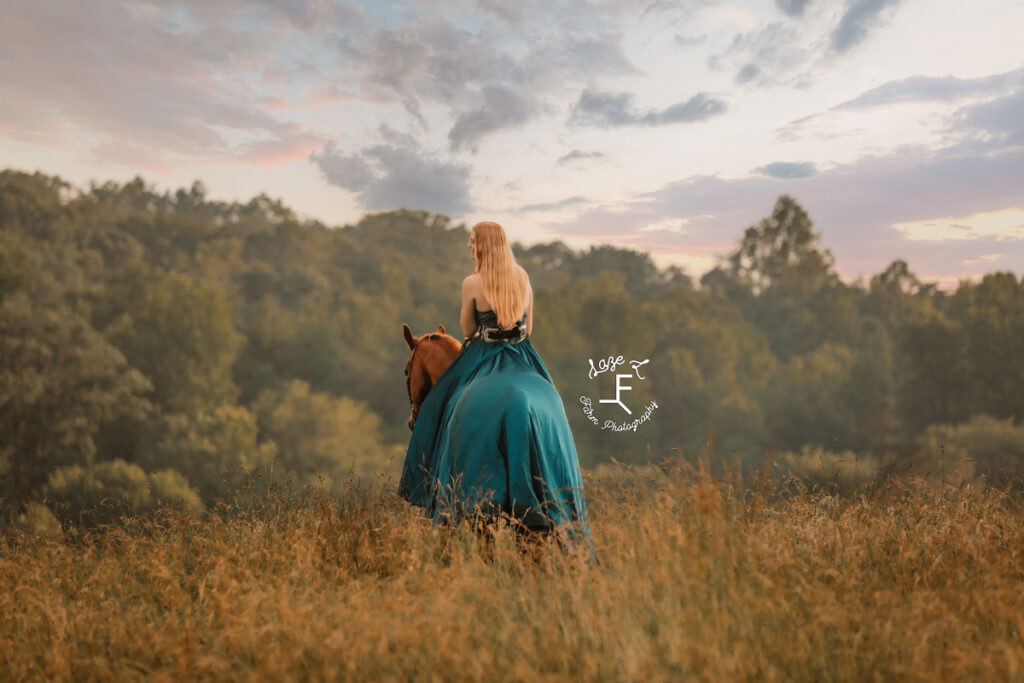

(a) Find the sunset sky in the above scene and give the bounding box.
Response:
[2,0,1022,287]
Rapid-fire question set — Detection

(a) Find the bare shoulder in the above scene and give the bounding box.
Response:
[517,265,532,291]
[462,273,484,301]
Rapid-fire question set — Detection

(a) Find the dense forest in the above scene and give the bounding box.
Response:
[2,169,1023,528]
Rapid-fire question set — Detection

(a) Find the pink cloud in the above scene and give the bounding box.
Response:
[235,131,326,167]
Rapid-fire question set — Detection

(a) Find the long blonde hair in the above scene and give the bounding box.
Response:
[472,221,529,329]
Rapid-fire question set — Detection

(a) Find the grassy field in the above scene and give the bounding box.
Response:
[3,463,1024,681]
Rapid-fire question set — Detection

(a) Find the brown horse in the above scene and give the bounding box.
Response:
[402,323,462,430]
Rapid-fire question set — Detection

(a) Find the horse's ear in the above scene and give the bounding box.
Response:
[437,323,446,334]
[402,323,416,350]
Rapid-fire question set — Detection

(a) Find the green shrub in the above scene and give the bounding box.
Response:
[44,458,203,527]
[138,405,276,503]
[14,501,63,540]
[912,414,1024,487]
[776,445,880,493]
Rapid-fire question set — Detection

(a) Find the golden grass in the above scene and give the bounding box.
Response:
[3,464,1024,682]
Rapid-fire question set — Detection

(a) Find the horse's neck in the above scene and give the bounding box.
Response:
[418,337,459,382]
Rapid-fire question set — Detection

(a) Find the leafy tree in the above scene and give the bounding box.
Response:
[92,268,243,414]
[726,194,836,295]
[137,405,276,503]
[844,316,899,454]
[946,273,1024,419]
[0,232,41,301]
[895,307,971,437]
[762,343,861,452]
[5,168,1024,502]
[0,171,70,243]
[0,296,151,501]
[513,241,577,291]
[252,380,403,492]
[707,194,859,360]
[864,259,937,327]
[642,285,776,463]
[234,295,355,403]
[529,272,658,465]
[572,244,690,299]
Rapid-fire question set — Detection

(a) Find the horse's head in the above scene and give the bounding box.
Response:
[403,323,462,430]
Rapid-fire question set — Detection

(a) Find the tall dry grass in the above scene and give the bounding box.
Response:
[3,463,1024,681]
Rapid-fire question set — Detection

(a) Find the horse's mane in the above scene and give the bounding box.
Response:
[404,332,450,374]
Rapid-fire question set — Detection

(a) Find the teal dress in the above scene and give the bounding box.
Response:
[399,308,593,550]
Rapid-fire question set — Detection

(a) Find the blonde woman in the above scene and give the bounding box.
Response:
[399,221,592,552]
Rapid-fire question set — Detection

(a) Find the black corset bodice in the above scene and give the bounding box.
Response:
[475,307,527,330]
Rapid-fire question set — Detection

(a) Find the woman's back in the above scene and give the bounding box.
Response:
[463,270,532,335]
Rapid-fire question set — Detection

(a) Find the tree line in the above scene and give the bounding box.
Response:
[2,170,1023,528]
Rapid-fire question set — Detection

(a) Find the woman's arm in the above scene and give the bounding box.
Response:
[526,280,533,336]
[460,275,478,340]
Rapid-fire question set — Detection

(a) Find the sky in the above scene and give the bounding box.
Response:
[2,0,1022,288]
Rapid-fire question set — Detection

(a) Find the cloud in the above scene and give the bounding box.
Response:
[521,31,637,81]
[544,143,1024,281]
[448,86,534,152]
[0,0,648,162]
[675,33,708,47]
[341,17,522,121]
[178,0,366,34]
[707,21,807,87]
[963,254,1003,266]
[775,0,813,17]
[834,68,1024,110]
[754,161,818,178]
[310,126,472,215]
[893,209,1024,242]
[642,0,719,19]
[517,196,589,213]
[953,87,1024,148]
[776,68,1024,144]
[234,128,329,167]
[736,64,760,85]
[0,1,331,167]
[646,94,727,124]
[569,88,726,127]
[830,0,902,54]
[336,9,637,144]
[475,0,525,24]
[557,150,604,164]
[569,89,635,127]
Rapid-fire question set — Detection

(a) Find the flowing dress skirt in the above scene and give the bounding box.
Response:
[399,334,592,549]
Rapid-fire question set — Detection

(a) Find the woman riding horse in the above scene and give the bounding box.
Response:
[399,221,593,553]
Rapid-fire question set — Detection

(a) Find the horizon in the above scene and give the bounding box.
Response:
[9,165,1004,294]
